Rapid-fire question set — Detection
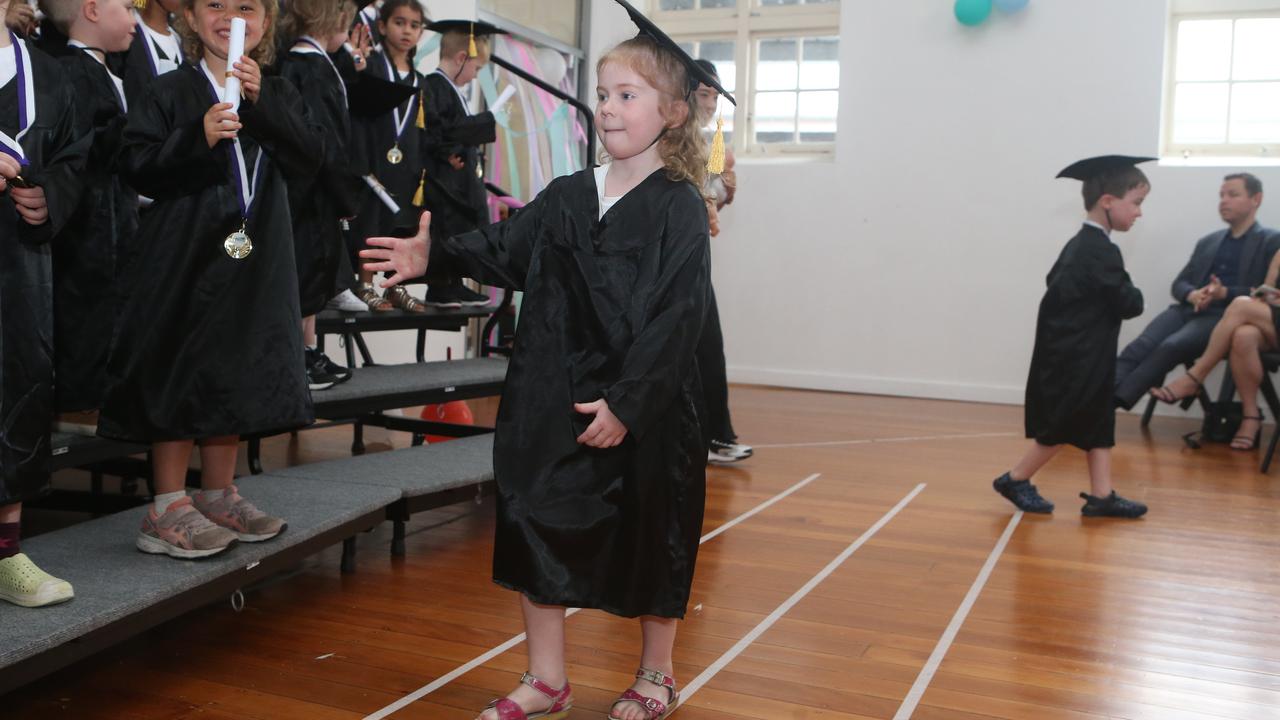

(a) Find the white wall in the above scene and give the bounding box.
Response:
[690,0,1280,410]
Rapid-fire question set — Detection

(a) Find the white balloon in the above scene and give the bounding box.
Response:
[532,47,568,86]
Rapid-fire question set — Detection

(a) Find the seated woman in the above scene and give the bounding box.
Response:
[1152,253,1280,449]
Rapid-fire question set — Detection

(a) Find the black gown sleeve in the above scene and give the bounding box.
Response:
[17,76,87,246]
[435,183,552,289]
[120,78,226,200]
[422,75,495,162]
[602,189,711,439]
[239,77,326,185]
[1100,245,1144,320]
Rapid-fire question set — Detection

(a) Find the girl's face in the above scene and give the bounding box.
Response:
[185,0,267,61]
[595,61,681,161]
[379,5,423,59]
[694,82,718,127]
[98,0,139,53]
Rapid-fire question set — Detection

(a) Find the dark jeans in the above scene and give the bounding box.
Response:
[696,285,736,443]
[1114,304,1221,409]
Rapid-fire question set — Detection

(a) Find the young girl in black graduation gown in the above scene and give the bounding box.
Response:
[0,16,83,607]
[992,156,1151,520]
[364,29,726,720]
[98,0,322,558]
[278,0,362,387]
[345,0,426,312]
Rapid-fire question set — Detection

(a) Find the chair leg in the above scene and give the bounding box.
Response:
[1140,396,1157,427]
[341,537,357,574]
[1258,374,1280,473]
[391,520,406,557]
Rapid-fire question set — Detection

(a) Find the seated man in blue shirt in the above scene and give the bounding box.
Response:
[1115,173,1277,410]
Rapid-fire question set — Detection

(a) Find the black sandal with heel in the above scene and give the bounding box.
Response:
[1231,413,1264,451]
[1151,371,1204,404]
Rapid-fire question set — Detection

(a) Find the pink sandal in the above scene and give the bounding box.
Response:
[608,667,679,720]
[479,672,572,720]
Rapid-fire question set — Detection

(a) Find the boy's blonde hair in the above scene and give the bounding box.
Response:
[36,0,80,35]
[281,0,353,45]
[440,28,489,62]
[597,36,707,192]
[174,0,280,67]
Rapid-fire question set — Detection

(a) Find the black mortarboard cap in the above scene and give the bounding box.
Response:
[347,73,420,117]
[612,0,736,106]
[426,19,508,37]
[353,0,378,12]
[1056,155,1156,181]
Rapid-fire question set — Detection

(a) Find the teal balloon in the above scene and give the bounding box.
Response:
[994,0,1029,12]
[954,0,993,26]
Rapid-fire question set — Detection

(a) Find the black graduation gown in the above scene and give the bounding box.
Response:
[436,168,710,618]
[421,70,494,243]
[1,42,87,504]
[347,50,425,245]
[278,50,362,316]
[118,19,182,111]
[53,51,138,411]
[97,65,320,442]
[1025,225,1144,450]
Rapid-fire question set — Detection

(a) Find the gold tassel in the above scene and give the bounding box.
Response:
[707,115,726,174]
[133,0,146,9]
[468,23,478,58]
[416,90,425,129]
[413,170,426,207]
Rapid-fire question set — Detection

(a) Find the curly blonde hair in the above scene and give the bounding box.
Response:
[281,0,354,45]
[597,36,707,192]
[175,0,280,68]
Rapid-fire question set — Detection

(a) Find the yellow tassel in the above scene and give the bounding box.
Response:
[413,171,426,207]
[707,115,726,174]
[133,0,146,9]
[468,24,478,58]
[416,90,425,129]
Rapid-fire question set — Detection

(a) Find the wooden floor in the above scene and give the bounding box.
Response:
[6,387,1280,719]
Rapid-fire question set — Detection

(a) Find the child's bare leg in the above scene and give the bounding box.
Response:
[611,616,678,720]
[152,440,196,495]
[1010,440,1059,481]
[0,502,19,524]
[197,436,239,491]
[478,595,567,720]
[302,315,317,347]
[1086,447,1112,497]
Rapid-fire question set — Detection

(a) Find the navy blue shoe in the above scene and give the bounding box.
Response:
[1080,491,1147,518]
[992,472,1054,513]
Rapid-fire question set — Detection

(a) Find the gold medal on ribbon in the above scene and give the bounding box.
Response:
[387,145,404,165]
[224,222,253,259]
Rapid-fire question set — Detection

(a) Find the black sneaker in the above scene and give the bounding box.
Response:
[708,439,752,464]
[423,285,463,309]
[320,353,352,384]
[992,472,1054,513]
[1080,491,1147,518]
[305,348,338,391]
[453,283,492,306]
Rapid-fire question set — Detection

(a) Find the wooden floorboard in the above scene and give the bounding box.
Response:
[5,387,1278,720]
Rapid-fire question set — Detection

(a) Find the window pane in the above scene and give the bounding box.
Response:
[660,0,695,9]
[799,38,839,89]
[757,39,798,90]
[798,90,837,142]
[1232,19,1280,81]
[479,0,578,46]
[1175,19,1232,82]
[1229,82,1280,143]
[702,0,736,7]
[754,91,796,143]
[1172,82,1229,143]
[760,0,839,4]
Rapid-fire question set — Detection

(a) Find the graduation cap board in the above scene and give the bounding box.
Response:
[1056,155,1156,181]
[347,73,419,117]
[427,19,508,58]
[612,0,734,107]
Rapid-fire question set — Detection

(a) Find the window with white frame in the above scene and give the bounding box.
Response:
[1165,12,1280,159]
[653,0,841,156]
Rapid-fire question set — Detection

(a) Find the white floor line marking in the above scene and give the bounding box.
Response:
[754,431,1018,450]
[677,483,927,709]
[892,510,1022,720]
[363,472,824,720]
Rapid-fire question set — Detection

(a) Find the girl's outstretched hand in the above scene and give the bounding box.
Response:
[574,399,628,448]
[360,210,432,288]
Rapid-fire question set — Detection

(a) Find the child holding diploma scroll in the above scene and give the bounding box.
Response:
[98,0,325,559]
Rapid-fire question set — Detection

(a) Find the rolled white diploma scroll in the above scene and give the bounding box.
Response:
[363,175,401,214]
[491,85,518,113]
[224,17,246,111]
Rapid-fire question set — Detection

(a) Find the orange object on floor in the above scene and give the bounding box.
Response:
[419,401,475,443]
